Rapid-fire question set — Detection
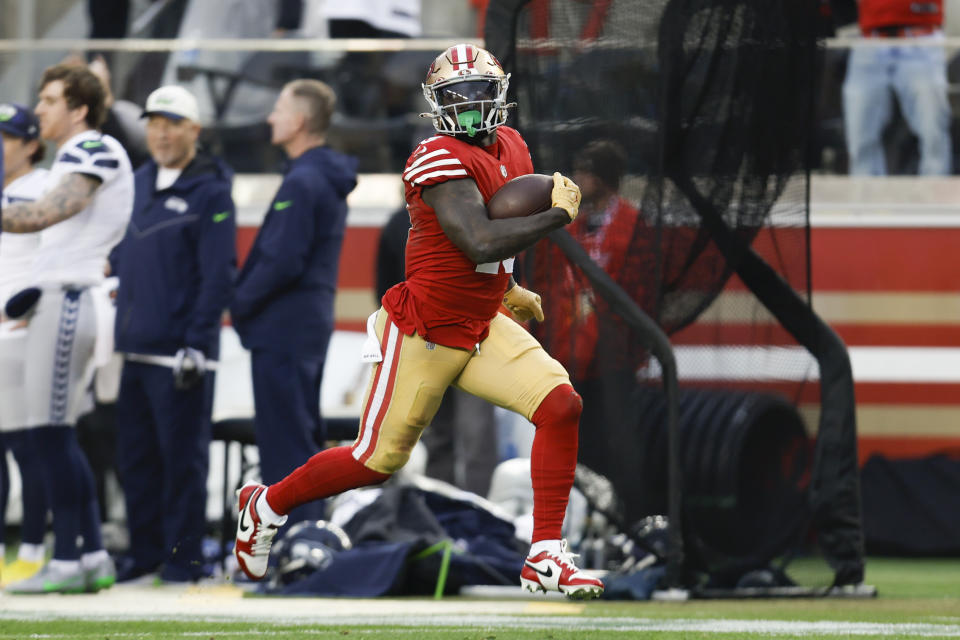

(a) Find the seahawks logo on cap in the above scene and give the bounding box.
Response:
[0,103,15,121]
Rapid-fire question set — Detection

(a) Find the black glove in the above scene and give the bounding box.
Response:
[173,347,206,390]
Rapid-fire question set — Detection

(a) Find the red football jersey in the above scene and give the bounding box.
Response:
[382,126,535,350]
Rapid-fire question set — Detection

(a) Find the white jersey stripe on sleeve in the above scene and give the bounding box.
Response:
[407,147,450,171]
[412,169,469,185]
[403,158,463,181]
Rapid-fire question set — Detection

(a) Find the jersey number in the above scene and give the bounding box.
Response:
[475,257,515,274]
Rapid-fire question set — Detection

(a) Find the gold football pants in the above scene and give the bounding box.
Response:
[351,307,570,474]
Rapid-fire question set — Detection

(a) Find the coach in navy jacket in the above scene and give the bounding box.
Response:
[112,86,236,583]
[232,80,357,529]
[114,153,235,359]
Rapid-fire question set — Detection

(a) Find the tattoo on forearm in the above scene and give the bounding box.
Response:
[1,173,99,233]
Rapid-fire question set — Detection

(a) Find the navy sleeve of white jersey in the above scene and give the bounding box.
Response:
[58,137,123,184]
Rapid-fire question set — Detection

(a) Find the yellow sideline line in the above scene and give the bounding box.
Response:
[523,601,586,614]
[183,583,246,598]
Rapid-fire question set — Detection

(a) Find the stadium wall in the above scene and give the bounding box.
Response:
[233,173,960,465]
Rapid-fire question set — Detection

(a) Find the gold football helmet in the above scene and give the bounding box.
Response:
[421,44,513,138]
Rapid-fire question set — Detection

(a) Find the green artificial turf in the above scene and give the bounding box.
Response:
[1,556,958,639]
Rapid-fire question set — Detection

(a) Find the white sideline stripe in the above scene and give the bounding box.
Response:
[403,157,463,181]
[2,611,960,637]
[645,346,960,383]
[353,320,399,460]
[405,147,449,172]
[412,169,469,184]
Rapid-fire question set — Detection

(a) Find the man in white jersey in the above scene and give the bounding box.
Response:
[0,103,50,587]
[1,64,133,594]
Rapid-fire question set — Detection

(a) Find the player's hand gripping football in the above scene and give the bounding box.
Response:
[552,172,581,222]
[503,284,544,323]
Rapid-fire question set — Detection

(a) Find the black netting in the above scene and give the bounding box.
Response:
[509,0,815,332]
[489,0,845,581]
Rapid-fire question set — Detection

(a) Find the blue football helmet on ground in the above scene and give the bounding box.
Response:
[268,519,352,588]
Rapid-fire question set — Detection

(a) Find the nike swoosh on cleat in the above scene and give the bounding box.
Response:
[238,493,255,538]
[525,562,554,579]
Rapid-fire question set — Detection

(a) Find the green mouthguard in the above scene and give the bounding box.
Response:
[457,110,482,137]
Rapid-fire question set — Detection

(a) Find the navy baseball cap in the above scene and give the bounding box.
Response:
[0,103,40,140]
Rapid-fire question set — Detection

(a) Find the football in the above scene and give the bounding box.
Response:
[487,173,554,220]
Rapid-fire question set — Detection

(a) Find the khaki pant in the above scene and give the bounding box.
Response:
[352,308,569,474]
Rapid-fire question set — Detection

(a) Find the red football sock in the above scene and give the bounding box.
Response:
[530,384,582,542]
[266,445,390,515]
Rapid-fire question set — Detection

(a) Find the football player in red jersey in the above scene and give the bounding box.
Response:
[234,44,604,599]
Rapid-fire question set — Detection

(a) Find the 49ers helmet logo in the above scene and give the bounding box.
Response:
[420,44,514,138]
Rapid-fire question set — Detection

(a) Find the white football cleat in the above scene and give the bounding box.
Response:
[520,539,604,600]
[234,482,286,580]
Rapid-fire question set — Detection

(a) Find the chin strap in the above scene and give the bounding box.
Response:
[457,110,483,137]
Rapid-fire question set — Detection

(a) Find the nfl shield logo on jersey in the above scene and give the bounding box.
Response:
[500,164,507,178]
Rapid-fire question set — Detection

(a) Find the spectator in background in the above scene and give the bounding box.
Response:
[88,0,130,40]
[324,0,427,171]
[530,140,653,477]
[111,86,236,583]
[0,104,50,587]
[87,0,131,68]
[326,0,422,37]
[275,0,306,36]
[842,0,951,175]
[375,206,499,497]
[231,80,357,529]
[1,64,134,594]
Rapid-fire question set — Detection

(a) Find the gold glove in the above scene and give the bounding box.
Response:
[503,284,544,323]
[552,172,581,221]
